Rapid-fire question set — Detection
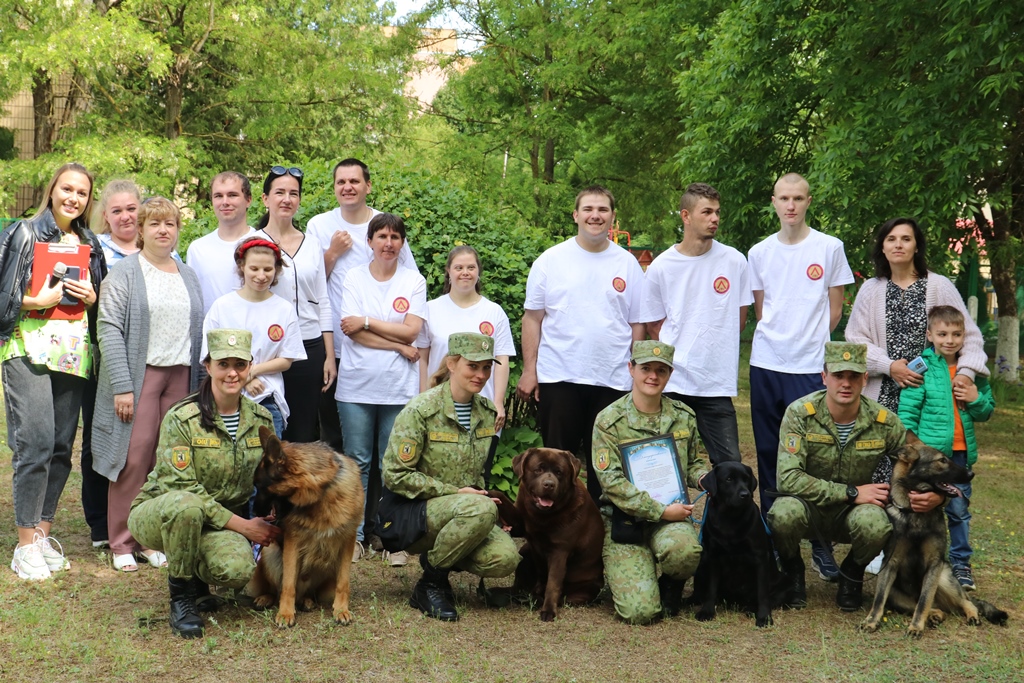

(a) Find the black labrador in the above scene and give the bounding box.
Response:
[691,461,785,627]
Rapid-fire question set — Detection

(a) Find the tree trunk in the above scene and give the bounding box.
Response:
[31,72,55,205]
[165,75,183,139]
[987,205,1020,381]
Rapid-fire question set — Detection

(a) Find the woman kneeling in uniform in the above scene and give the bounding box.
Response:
[382,332,518,621]
[128,329,279,638]
[592,341,710,624]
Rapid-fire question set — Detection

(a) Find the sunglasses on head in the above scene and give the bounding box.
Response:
[270,166,303,179]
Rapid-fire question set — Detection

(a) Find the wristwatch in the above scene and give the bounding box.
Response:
[363,316,369,330]
[846,485,859,505]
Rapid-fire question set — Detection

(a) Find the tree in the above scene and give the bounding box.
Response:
[676,0,1023,379]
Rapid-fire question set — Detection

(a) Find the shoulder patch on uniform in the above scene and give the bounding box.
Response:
[245,436,262,448]
[174,402,201,420]
[784,433,801,453]
[672,429,690,439]
[595,448,610,471]
[398,439,417,462]
[803,402,816,416]
[429,431,459,443]
[475,427,496,438]
[876,409,888,424]
[171,446,191,470]
[856,439,886,450]
[806,433,834,444]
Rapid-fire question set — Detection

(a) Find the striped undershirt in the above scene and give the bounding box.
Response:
[835,420,855,449]
[454,401,472,431]
[221,412,240,441]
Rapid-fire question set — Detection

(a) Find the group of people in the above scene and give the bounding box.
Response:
[0,163,993,634]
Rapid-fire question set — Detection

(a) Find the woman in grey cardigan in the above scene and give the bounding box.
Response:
[93,197,205,572]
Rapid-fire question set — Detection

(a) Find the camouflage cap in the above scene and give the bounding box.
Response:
[448,332,502,363]
[824,341,867,373]
[207,328,253,361]
[632,340,674,368]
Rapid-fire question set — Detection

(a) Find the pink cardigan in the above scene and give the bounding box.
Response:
[844,271,989,400]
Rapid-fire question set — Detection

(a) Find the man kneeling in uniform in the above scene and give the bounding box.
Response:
[592,341,709,624]
[768,342,942,611]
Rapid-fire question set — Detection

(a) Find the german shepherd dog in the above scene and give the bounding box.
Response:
[861,441,1008,637]
[245,427,364,627]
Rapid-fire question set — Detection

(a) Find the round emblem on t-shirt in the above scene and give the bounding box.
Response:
[479,321,495,336]
[806,264,824,281]
[268,324,284,342]
[612,277,626,292]
[393,297,410,313]
[713,276,730,294]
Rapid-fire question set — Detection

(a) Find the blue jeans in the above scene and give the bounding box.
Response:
[946,451,973,567]
[336,401,404,542]
[259,398,285,438]
[665,393,741,465]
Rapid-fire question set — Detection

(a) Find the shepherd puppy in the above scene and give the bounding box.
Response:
[861,442,1008,637]
[245,427,364,628]
[491,447,604,621]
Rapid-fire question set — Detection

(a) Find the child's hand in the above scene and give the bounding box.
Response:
[953,381,979,404]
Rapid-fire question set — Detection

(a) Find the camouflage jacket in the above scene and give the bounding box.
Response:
[131,395,273,528]
[383,381,497,500]
[777,390,906,507]
[592,394,709,522]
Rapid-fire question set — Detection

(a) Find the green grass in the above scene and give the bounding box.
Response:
[0,348,1022,682]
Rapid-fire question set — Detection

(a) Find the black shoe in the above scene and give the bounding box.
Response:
[168,577,206,638]
[810,540,840,582]
[835,555,866,612]
[190,578,220,613]
[658,574,687,617]
[410,557,459,621]
[780,556,807,609]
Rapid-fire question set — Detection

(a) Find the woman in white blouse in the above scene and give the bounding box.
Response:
[93,197,205,572]
[255,166,336,442]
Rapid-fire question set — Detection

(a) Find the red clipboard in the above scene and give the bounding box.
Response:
[28,241,91,321]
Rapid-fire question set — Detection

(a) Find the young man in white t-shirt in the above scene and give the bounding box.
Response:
[517,186,646,502]
[747,173,854,579]
[640,183,752,465]
[306,158,417,451]
[186,172,256,315]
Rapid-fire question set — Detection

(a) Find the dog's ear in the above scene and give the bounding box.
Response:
[258,425,276,450]
[512,449,534,478]
[259,426,285,464]
[897,444,920,465]
[702,468,719,496]
[563,451,582,479]
[743,464,758,491]
[905,432,921,445]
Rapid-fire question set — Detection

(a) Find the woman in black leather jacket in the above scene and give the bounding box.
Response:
[0,162,107,580]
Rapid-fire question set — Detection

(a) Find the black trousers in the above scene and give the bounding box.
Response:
[664,393,742,466]
[281,336,327,443]
[317,356,345,452]
[536,382,626,502]
[79,372,109,542]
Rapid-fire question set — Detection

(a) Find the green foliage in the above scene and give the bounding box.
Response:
[0,127,14,161]
[488,423,543,499]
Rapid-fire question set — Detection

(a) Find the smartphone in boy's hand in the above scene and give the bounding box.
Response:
[907,356,928,375]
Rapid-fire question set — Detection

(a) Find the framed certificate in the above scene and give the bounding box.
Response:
[618,434,688,505]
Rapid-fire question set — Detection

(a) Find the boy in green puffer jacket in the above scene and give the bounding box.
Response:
[898,305,995,591]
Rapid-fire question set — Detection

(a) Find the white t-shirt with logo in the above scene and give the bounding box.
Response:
[255,230,332,341]
[747,228,854,373]
[416,294,516,404]
[306,208,419,358]
[640,241,753,397]
[524,238,645,390]
[202,292,306,424]
[336,265,427,404]
[185,227,256,315]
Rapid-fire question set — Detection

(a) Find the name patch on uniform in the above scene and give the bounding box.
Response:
[595,448,610,471]
[673,430,690,439]
[856,439,885,450]
[172,446,191,470]
[398,439,417,462]
[475,427,496,438]
[429,431,459,443]
[192,437,221,447]
[806,433,834,444]
[246,437,262,448]
[785,433,801,453]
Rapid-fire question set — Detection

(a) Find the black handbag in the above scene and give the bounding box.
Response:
[610,504,646,545]
[376,487,428,553]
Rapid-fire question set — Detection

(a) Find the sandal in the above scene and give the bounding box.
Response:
[113,553,139,572]
[138,550,168,568]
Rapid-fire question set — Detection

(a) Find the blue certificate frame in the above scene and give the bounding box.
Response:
[618,434,688,506]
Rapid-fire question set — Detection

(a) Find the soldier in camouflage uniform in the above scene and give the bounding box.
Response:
[767,341,907,611]
[592,341,710,624]
[128,329,278,638]
[383,332,518,621]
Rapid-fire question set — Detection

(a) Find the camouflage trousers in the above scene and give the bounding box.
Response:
[407,493,518,578]
[128,491,255,588]
[602,514,701,625]
[767,497,892,565]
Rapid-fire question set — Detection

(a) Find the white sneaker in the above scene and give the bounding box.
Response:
[35,529,71,572]
[11,543,52,580]
[383,550,410,567]
[865,551,884,575]
[352,541,366,563]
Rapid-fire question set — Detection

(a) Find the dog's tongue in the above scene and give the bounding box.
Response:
[939,483,963,497]
[535,498,554,508]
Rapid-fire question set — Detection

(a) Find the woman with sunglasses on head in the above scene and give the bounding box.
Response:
[92,197,204,573]
[255,166,335,442]
[0,163,106,580]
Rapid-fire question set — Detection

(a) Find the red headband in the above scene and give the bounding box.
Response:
[235,238,282,261]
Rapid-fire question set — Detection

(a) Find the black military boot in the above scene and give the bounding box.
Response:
[658,574,687,617]
[836,554,867,612]
[410,555,459,621]
[168,576,206,638]
[780,556,807,609]
[190,577,219,613]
